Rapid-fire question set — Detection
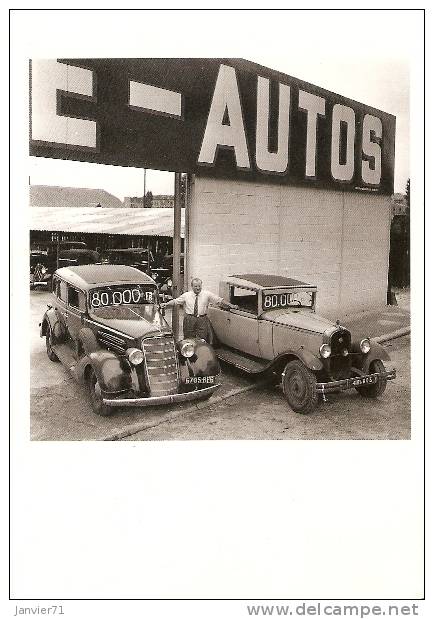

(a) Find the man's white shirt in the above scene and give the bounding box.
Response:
[171,290,223,315]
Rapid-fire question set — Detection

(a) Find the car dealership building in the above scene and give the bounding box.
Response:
[30,58,395,317]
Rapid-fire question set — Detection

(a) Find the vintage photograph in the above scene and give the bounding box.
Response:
[29,56,411,441]
[10,7,426,607]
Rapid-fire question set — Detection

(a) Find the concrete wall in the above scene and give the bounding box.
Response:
[187,176,391,317]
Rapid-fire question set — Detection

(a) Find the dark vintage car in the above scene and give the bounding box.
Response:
[101,247,174,298]
[40,264,221,416]
[101,248,153,273]
[30,241,100,289]
[208,274,396,414]
[157,252,185,299]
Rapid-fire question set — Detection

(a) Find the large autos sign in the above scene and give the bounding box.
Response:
[30,58,395,193]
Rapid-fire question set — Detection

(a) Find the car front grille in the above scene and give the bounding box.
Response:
[329,328,352,380]
[97,330,127,354]
[141,335,179,396]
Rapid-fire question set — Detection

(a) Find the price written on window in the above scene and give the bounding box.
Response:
[89,285,154,308]
[262,291,313,310]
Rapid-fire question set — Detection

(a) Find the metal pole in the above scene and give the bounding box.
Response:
[147,238,151,275]
[172,172,182,340]
[143,168,147,208]
[56,234,60,270]
[184,174,193,293]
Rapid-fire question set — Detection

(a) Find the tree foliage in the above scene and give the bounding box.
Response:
[145,190,153,208]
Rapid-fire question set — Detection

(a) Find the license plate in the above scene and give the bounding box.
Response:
[353,375,378,387]
[185,375,216,385]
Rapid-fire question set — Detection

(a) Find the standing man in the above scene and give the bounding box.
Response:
[161,277,238,343]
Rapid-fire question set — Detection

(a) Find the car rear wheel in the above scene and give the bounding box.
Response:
[86,369,112,417]
[355,360,387,398]
[282,360,318,414]
[46,325,59,362]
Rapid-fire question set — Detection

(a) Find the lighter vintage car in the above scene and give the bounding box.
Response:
[208,274,396,414]
[40,265,221,416]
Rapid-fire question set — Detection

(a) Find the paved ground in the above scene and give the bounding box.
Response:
[30,289,410,441]
[122,335,410,441]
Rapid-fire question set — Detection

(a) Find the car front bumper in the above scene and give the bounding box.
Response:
[102,383,220,408]
[316,369,396,394]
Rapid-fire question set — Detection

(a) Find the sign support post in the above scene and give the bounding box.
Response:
[172,172,182,339]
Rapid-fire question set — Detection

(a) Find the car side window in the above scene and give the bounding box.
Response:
[59,280,68,303]
[68,286,85,310]
[230,286,258,314]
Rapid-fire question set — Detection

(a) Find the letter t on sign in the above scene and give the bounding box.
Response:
[31,59,97,148]
[298,90,326,178]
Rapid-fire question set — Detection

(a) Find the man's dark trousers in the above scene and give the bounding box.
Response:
[183,314,211,342]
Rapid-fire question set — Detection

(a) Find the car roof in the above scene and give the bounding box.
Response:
[105,248,149,253]
[55,264,156,289]
[59,248,98,255]
[227,274,317,291]
[47,240,87,246]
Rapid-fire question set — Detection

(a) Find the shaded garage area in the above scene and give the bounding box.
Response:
[30,206,185,258]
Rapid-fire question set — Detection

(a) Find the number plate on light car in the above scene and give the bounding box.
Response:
[353,375,378,386]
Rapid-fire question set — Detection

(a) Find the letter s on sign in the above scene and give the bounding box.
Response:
[362,114,382,185]
[31,59,97,148]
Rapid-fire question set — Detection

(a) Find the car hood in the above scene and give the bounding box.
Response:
[93,314,172,340]
[262,308,338,334]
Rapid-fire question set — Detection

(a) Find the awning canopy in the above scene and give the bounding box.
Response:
[30,207,185,238]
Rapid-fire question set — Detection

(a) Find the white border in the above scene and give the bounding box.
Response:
[7,7,427,612]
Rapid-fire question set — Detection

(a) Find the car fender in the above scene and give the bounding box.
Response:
[78,328,131,393]
[183,339,221,377]
[272,348,324,373]
[40,307,65,342]
[358,340,391,374]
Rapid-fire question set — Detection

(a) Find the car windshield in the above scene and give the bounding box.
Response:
[89,284,157,315]
[262,289,314,311]
[91,304,159,321]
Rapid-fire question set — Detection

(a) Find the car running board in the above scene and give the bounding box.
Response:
[215,347,268,374]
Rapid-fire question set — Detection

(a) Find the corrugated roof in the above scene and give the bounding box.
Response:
[30,207,185,238]
[30,185,123,209]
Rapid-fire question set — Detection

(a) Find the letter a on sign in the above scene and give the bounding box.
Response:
[198,64,250,169]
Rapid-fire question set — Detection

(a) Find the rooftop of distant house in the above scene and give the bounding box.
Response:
[30,185,123,209]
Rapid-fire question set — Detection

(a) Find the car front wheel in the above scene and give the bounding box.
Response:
[355,360,387,398]
[46,325,59,362]
[282,359,318,414]
[86,369,112,416]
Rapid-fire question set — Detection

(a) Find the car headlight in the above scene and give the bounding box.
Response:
[319,344,332,358]
[41,265,47,274]
[180,339,195,358]
[151,273,157,279]
[127,347,144,365]
[167,279,173,287]
[360,338,371,354]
